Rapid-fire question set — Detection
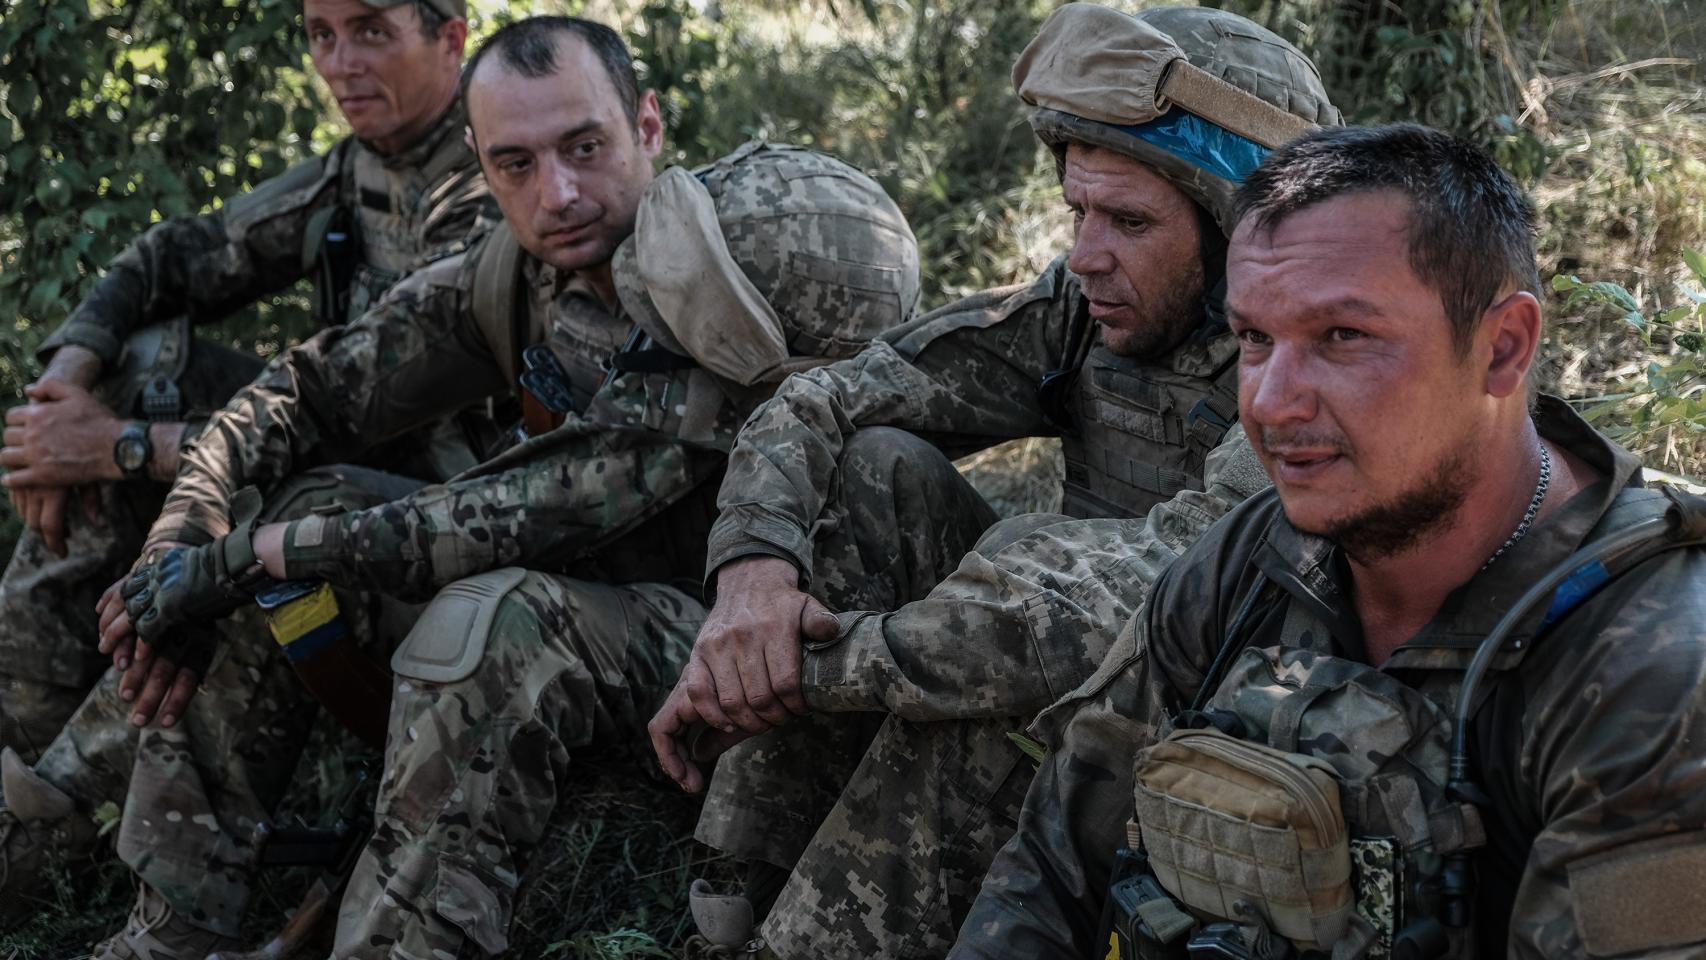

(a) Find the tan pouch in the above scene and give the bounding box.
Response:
[1132,726,1354,951]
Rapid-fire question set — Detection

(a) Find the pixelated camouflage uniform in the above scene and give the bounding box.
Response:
[694,258,1249,870]
[953,399,1706,959]
[691,8,1342,956]
[1,101,496,785]
[109,143,950,957]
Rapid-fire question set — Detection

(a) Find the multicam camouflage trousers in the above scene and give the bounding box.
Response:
[125,425,995,956]
[0,335,264,792]
[115,464,430,932]
[331,571,702,957]
[698,481,1222,959]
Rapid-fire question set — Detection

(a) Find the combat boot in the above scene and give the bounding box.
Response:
[685,878,778,959]
[91,881,243,960]
[0,746,100,927]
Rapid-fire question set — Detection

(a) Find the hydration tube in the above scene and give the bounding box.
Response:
[1443,485,1706,927]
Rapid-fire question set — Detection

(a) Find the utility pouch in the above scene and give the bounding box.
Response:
[1132,726,1355,952]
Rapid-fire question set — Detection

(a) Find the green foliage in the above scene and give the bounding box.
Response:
[626,0,1058,305]
[0,0,329,383]
[1554,250,1706,474]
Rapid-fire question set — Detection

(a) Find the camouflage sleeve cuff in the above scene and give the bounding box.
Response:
[703,505,815,593]
[36,317,124,369]
[143,503,221,550]
[278,514,353,583]
[799,611,889,713]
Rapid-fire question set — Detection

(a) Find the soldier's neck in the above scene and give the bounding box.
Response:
[368,81,459,158]
[1347,423,1586,666]
[581,263,618,311]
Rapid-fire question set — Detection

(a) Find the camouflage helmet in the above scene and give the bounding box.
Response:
[1013,4,1341,233]
[611,141,921,386]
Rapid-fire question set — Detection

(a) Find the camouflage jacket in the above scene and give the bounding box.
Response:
[705,255,1236,588]
[143,238,640,595]
[802,424,1271,722]
[954,397,1706,959]
[147,144,919,602]
[41,102,494,370]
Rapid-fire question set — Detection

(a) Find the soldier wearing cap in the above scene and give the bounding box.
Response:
[0,0,496,916]
[81,14,942,959]
[645,5,1341,958]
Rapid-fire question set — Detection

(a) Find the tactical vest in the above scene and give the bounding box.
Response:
[1059,328,1241,521]
[304,128,483,326]
[1165,619,1481,959]
[467,221,635,420]
[1121,486,1706,960]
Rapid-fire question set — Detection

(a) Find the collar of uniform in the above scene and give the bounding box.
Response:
[1163,322,1238,378]
[537,260,625,316]
[1164,277,1236,378]
[1250,395,1643,668]
[371,98,469,173]
[1061,266,1234,378]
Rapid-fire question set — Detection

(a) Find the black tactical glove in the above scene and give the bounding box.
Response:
[121,487,269,649]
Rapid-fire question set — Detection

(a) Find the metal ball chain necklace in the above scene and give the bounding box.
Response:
[1481,443,1552,571]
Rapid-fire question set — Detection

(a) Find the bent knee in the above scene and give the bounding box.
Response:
[972,512,1074,556]
[391,568,531,685]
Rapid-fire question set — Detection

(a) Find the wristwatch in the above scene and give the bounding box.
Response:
[113,421,154,481]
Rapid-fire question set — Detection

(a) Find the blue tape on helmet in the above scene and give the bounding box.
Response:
[1113,110,1271,184]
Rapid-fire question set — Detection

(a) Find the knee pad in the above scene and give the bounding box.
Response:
[391,568,528,684]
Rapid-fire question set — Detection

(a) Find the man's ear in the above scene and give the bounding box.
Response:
[463,124,478,154]
[1482,290,1542,399]
[634,89,664,161]
[441,16,470,57]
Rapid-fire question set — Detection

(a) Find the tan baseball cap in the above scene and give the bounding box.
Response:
[361,0,467,20]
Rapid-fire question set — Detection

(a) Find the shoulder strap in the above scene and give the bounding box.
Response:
[1184,358,1241,461]
[1542,484,1706,626]
[470,221,528,387]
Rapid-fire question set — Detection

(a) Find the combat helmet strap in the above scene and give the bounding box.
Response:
[1156,61,1317,150]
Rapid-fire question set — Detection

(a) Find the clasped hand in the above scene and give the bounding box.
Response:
[1,379,123,556]
[96,541,234,730]
[648,555,841,793]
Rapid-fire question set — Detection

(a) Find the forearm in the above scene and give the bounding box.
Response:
[801,480,1240,721]
[37,344,104,389]
[279,427,724,601]
[801,564,1091,720]
[146,422,188,484]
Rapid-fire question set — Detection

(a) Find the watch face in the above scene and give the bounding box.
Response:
[116,435,149,472]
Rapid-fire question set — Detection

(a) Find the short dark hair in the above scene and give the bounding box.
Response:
[460,16,640,130]
[412,0,448,40]
[1235,124,1540,356]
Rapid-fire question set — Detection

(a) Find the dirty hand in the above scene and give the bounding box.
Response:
[648,555,839,791]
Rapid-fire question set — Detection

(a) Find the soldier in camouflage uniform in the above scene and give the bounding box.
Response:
[0,0,496,925]
[646,7,1340,957]
[955,125,1706,959]
[92,16,949,958]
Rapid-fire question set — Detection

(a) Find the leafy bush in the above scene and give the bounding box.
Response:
[1553,249,1706,476]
